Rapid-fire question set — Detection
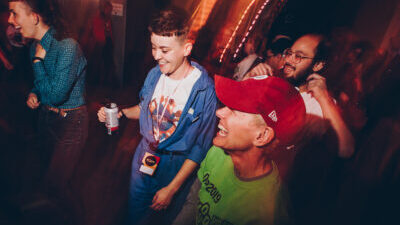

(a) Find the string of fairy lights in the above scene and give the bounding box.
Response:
[218,0,257,63]
[219,0,272,63]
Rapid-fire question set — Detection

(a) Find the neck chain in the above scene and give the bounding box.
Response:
[153,64,193,143]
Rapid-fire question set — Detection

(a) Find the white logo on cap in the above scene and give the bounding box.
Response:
[251,75,269,80]
[268,110,278,122]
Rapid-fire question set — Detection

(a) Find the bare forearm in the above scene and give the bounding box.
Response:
[0,49,11,65]
[168,159,198,193]
[318,95,355,158]
[122,105,140,120]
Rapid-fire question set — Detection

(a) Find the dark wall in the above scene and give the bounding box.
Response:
[123,0,172,93]
[270,0,363,38]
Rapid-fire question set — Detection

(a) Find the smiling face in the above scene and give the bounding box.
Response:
[8,1,37,39]
[282,35,321,85]
[214,106,265,151]
[150,33,192,78]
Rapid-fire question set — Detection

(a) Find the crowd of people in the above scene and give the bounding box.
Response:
[1,0,400,225]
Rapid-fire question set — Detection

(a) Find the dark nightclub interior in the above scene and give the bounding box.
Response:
[1,0,400,225]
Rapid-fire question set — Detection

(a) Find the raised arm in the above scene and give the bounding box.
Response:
[307,73,355,158]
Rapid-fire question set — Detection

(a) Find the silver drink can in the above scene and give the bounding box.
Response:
[105,103,119,135]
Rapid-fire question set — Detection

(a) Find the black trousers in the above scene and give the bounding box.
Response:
[38,105,88,195]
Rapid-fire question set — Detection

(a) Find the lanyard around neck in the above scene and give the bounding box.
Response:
[154,67,192,142]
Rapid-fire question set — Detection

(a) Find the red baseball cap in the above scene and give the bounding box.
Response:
[214,75,306,145]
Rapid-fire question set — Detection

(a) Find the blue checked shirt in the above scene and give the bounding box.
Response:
[30,28,86,109]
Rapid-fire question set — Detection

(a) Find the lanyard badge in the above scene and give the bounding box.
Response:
[139,152,160,176]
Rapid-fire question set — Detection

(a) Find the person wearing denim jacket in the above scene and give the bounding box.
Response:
[131,61,217,224]
[97,8,217,225]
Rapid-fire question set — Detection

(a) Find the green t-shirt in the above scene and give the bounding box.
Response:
[196,146,286,225]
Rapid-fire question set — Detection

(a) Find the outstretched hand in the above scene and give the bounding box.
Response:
[245,63,273,79]
[150,186,176,211]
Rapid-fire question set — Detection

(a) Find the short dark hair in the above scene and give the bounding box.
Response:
[267,35,293,55]
[148,7,189,39]
[9,0,72,40]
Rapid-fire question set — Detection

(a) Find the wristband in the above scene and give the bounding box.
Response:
[32,57,44,63]
[120,109,127,119]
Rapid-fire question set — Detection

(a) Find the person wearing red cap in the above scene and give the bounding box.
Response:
[173,75,306,225]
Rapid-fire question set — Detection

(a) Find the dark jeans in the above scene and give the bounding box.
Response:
[128,140,196,225]
[38,105,88,196]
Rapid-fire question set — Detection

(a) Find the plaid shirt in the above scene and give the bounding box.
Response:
[30,28,86,109]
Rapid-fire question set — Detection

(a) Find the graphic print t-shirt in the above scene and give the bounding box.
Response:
[149,67,201,143]
[196,146,289,225]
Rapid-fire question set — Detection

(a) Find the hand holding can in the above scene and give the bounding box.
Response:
[105,103,119,135]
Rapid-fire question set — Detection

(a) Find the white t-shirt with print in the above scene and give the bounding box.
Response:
[149,67,201,143]
[300,92,324,118]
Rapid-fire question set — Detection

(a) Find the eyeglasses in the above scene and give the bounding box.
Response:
[283,49,315,64]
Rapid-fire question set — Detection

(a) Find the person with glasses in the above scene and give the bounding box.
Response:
[247,33,355,159]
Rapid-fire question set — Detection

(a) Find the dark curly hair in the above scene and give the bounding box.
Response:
[148,6,190,41]
[9,0,72,40]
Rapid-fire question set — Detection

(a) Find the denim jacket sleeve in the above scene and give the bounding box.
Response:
[186,85,218,164]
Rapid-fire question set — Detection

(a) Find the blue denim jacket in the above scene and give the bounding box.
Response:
[138,61,217,164]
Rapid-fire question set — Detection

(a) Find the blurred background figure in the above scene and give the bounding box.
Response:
[232,37,259,80]
[233,34,292,81]
[0,3,14,82]
[81,0,115,88]
[263,35,292,74]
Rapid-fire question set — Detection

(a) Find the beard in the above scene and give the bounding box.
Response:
[280,63,314,87]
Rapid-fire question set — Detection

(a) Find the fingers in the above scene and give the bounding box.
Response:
[150,195,166,211]
[35,43,44,51]
[265,64,273,76]
[247,63,273,78]
[26,94,39,109]
[35,43,46,58]
[26,100,36,109]
[307,73,326,88]
[252,66,267,76]
[97,107,106,122]
[306,74,329,100]
[306,73,325,82]
[150,194,158,209]
[27,102,39,109]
